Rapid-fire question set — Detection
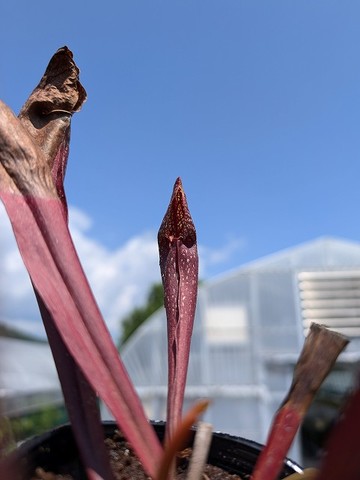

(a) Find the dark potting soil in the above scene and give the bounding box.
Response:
[30,430,243,480]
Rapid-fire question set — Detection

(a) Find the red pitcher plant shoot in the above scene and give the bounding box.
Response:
[158,178,199,442]
[0,48,162,479]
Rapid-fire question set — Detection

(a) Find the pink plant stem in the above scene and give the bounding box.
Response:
[251,406,302,480]
[251,323,348,480]
[316,384,360,480]
[0,88,162,477]
[0,189,162,478]
[158,178,199,441]
[36,293,113,480]
[15,47,114,477]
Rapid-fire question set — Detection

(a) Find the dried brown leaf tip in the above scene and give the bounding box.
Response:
[158,177,199,439]
[18,46,87,215]
[19,46,86,120]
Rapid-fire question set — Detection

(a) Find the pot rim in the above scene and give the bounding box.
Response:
[5,420,303,478]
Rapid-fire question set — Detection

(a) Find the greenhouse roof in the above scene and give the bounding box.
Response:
[208,237,360,283]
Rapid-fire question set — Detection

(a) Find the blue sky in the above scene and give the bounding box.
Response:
[1,1,360,338]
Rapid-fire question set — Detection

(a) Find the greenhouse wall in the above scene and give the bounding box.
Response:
[0,337,62,417]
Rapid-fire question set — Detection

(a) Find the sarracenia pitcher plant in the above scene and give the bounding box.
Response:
[1,47,359,480]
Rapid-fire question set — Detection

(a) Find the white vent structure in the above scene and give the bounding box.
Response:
[299,270,360,337]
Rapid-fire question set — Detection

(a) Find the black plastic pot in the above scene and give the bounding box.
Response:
[3,421,303,479]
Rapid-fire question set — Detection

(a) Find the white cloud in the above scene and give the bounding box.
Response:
[68,206,160,338]
[0,204,243,342]
[199,237,245,276]
[0,205,40,327]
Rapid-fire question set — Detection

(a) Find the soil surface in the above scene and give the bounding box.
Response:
[30,430,243,480]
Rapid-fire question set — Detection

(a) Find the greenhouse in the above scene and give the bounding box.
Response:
[120,236,360,462]
[0,337,61,417]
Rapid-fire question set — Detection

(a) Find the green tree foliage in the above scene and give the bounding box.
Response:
[119,283,164,347]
